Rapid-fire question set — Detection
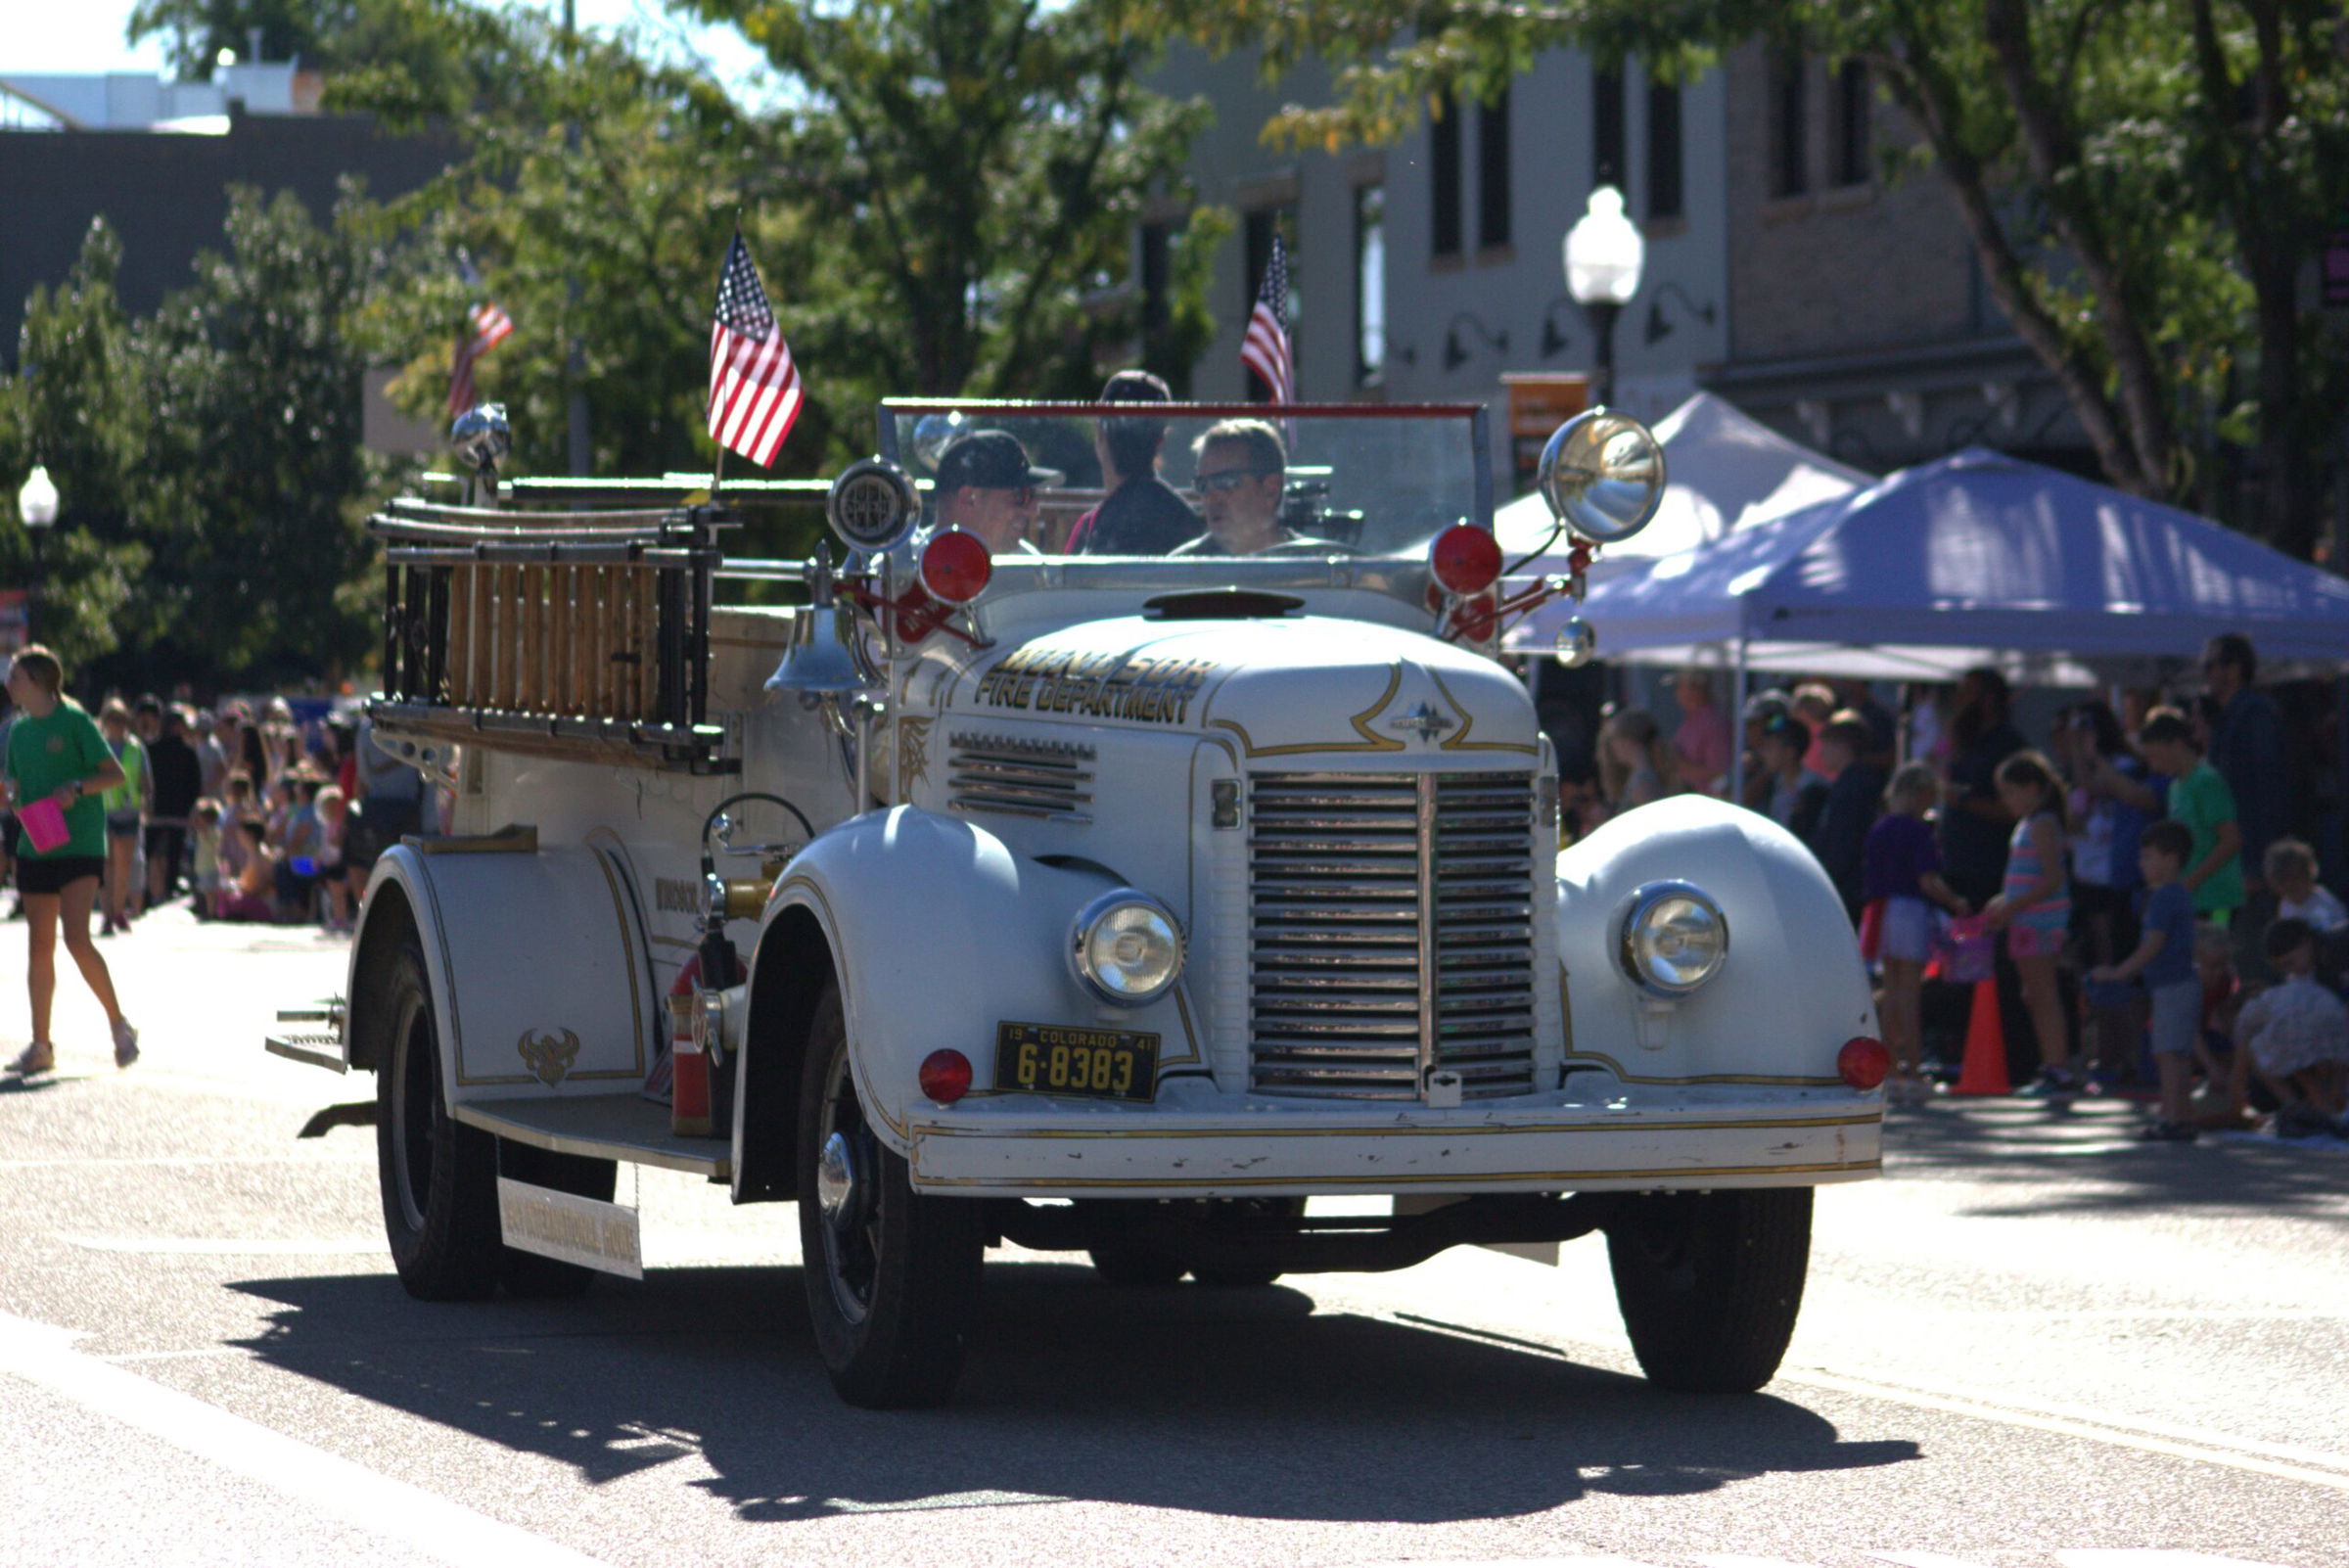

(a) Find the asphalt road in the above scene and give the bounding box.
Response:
[3,906,2346,1568]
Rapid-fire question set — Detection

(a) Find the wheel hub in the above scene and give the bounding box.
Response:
[815,1130,861,1232]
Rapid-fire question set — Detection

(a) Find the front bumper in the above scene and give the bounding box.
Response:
[902,1084,1882,1198]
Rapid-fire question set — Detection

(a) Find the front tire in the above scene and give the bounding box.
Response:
[796,980,983,1407]
[1605,1188,1813,1393]
[377,944,500,1300]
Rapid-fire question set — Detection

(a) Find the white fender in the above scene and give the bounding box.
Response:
[756,806,1198,1155]
[1555,793,1876,1088]
[353,841,660,1098]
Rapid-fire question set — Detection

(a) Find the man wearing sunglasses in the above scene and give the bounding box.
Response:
[1173,418,1328,558]
[932,431,1062,555]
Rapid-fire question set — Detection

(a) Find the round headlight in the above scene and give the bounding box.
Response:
[1069,890,1183,1007]
[1619,881,1728,996]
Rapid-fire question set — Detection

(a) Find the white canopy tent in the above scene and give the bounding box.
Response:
[1509,446,2349,688]
[1496,390,1871,567]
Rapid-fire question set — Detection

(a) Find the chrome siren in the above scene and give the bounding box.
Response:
[824,457,920,555]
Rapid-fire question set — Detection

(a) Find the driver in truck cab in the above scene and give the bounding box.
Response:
[929,430,1061,555]
[1171,418,1332,557]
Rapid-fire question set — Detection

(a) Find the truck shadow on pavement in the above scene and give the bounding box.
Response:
[1884,1097,2349,1222]
[228,1262,1916,1524]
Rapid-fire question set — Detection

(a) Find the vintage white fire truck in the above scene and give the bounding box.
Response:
[269,399,1884,1408]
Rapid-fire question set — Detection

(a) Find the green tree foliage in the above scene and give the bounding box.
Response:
[354,24,779,479]
[0,221,153,673]
[351,0,1218,484]
[139,187,376,686]
[680,0,1215,405]
[128,0,523,116]
[1,197,375,691]
[1162,0,2349,557]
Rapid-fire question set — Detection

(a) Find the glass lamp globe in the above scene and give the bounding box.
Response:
[1564,186,1646,306]
[18,465,59,530]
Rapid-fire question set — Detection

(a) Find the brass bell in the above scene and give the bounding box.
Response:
[765,549,873,707]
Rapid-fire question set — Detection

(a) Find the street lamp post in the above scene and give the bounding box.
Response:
[1563,186,1646,407]
[17,464,57,643]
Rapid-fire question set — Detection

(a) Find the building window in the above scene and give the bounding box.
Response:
[1645,78,1683,219]
[1354,184,1386,388]
[1591,69,1626,188]
[1477,90,1512,249]
[1768,47,1808,198]
[1830,61,1871,186]
[1430,96,1462,258]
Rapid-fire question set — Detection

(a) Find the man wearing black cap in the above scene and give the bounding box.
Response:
[1066,370,1200,556]
[931,431,1062,555]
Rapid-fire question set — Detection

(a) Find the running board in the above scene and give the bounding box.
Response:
[453,1092,730,1181]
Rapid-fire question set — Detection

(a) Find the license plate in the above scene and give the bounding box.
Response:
[993,1022,1159,1104]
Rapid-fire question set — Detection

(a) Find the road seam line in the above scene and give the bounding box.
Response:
[0,1311,620,1568]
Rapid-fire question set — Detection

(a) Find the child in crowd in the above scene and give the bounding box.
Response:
[1596,709,1678,815]
[1864,762,1971,1102]
[1757,713,1829,840]
[2233,918,2349,1139]
[188,798,223,918]
[2090,821,2200,1141]
[1986,751,2075,1096]
[2266,840,2346,933]
[2138,709,2243,929]
[2191,922,2251,1124]
[314,785,351,932]
[214,818,278,922]
[97,698,149,935]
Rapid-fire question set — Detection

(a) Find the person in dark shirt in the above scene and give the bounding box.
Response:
[2202,633,2285,981]
[143,705,204,910]
[1809,713,1887,919]
[1938,667,2026,907]
[1063,370,1201,556]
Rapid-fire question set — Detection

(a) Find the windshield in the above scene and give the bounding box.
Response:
[879,400,1493,561]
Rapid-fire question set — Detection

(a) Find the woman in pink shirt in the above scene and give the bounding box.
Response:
[1670,669,1732,794]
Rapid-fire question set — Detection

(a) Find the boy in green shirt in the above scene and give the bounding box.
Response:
[2139,708,2243,924]
[2,647,139,1073]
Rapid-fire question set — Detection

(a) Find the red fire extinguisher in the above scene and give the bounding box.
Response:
[668,955,712,1138]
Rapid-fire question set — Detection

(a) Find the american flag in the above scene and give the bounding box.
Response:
[1240,233,1294,404]
[707,232,803,468]
[445,298,514,416]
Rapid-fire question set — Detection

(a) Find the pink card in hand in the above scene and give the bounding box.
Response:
[19,797,69,853]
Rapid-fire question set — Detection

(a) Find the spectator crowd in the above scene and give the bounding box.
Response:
[1559,633,2349,1145]
[1,681,430,939]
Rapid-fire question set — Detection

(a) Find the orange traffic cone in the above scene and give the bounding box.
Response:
[1953,977,2011,1095]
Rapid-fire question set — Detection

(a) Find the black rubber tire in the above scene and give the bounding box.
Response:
[494,1142,618,1299]
[376,943,501,1301]
[796,980,984,1408]
[1185,1197,1306,1288]
[1605,1187,1813,1394]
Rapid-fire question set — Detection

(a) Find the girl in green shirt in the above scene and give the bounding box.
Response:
[97,699,148,935]
[2,648,140,1075]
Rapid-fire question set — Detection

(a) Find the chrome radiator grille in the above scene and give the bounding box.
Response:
[1248,770,1537,1099]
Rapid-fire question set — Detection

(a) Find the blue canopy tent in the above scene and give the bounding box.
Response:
[1512,447,2349,687]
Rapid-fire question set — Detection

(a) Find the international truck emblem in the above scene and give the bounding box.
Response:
[517,1028,581,1085]
[1388,702,1455,743]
